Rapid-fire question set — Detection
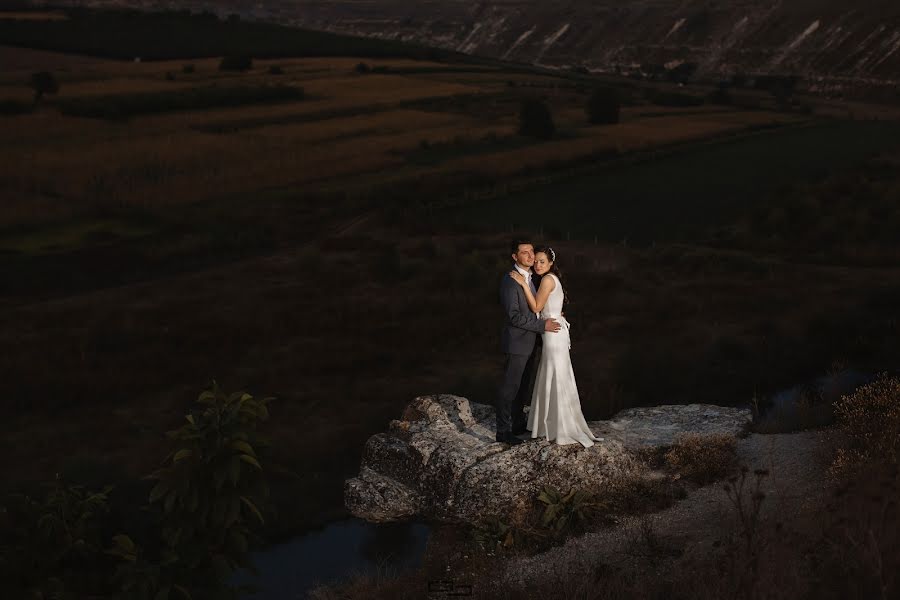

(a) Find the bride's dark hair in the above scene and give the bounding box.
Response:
[535,245,568,305]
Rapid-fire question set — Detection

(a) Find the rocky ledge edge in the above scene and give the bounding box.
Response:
[344,395,752,524]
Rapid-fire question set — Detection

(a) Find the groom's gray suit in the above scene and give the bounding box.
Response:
[497,271,546,436]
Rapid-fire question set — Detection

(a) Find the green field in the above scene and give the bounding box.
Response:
[451,120,900,243]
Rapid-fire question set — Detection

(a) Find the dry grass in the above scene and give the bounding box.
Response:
[832,374,900,474]
[0,50,809,230]
[665,433,738,483]
[0,11,67,21]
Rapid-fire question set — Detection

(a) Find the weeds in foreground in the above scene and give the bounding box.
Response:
[665,433,738,483]
[832,373,900,474]
[723,467,769,555]
[472,485,612,553]
[0,383,272,600]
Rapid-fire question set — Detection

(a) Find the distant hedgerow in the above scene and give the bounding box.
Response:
[57,84,304,119]
[586,87,620,125]
[518,98,555,140]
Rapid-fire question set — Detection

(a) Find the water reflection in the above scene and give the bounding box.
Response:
[240,518,430,599]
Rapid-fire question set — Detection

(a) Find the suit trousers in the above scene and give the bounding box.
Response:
[497,340,542,434]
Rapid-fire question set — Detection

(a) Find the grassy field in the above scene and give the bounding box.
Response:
[2,12,900,545]
[448,120,900,243]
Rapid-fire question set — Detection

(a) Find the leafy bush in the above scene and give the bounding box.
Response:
[58,84,304,119]
[108,382,272,599]
[0,479,114,598]
[218,55,252,72]
[665,433,737,483]
[518,97,555,140]
[536,485,605,535]
[586,87,620,124]
[0,383,273,600]
[472,485,610,552]
[833,374,900,472]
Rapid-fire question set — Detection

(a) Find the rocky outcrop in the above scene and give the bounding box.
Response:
[286,0,900,101]
[344,395,752,524]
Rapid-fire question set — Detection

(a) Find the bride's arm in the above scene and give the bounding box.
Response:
[509,272,555,313]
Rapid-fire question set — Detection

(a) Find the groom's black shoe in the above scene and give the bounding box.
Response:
[496,432,524,446]
[512,426,528,436]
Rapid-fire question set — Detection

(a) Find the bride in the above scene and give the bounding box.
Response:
[509,246,602,448]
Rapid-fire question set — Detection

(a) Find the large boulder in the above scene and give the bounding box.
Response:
[344,395,751,524]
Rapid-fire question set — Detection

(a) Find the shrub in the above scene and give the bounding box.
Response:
[472,485,609,552]
[586,87,620,124]
[30,70,59,104]
[0,480,114,598]
[665,433,737,483]
[833,374,900,472]
[518,97,555,140]
[218,55,252,71]
[668,62,698,85]
[108,382,273,599]
[57,84,304,119]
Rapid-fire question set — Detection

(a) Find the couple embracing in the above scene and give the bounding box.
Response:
[497,240,602,448]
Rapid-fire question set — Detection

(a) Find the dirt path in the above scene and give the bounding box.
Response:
[502,430,838,584]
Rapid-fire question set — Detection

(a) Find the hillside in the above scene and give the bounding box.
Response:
[287,0,900,101]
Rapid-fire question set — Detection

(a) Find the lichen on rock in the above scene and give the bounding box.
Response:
[344,394,751,524]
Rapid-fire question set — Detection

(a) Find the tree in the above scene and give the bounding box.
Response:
[109,382,273,599]
[518,98,555,140]
[30,71,59,106]
[586,87,620,125]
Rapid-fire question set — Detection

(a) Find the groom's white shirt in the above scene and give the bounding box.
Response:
[513,263,539,318]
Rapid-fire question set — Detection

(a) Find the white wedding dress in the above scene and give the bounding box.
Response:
[527,274,602,448]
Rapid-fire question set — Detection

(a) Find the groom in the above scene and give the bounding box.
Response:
[497,240,560,445]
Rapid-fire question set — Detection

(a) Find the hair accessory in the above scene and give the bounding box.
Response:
[547,247,556,262]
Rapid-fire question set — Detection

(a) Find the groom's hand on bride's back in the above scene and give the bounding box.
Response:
[544,318,561,332]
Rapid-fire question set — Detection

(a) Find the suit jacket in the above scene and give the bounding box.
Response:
[499,272,545,355]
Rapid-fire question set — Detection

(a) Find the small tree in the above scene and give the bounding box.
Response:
[30,71,59,106]
[586,87,620,125]
[518,98,555,140]
[109,382,272,599]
